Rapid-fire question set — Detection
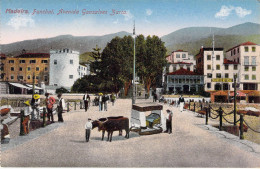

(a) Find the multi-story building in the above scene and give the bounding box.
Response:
[1,53,50,84]
[49,49,80,89]
[226,41,259,90]
[166,50,196,72]
[0,54,6,80]
[78,63,90,79]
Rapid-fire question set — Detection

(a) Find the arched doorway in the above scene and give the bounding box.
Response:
[183,85,189,93]
[223,83,229,90]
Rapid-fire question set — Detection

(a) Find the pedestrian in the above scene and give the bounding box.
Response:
[102,94,107,111]
[85,118,92,142]
[22,100,32,134]
[87,94,91,107]
[98,93,103,111]
[31,94,40,120]
[83,92,89,112]
[179,95,185,112]
[165,109,173,134]
[57,93,65,122]
[45,93,55,122]
[111,93,116,106]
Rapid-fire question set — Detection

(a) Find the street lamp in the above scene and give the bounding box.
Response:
[132,21,136,105]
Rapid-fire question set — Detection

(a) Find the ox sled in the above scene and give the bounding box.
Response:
[130,103,166,135]
[92,116,130,142]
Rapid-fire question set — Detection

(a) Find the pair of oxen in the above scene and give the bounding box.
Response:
[92,116,130,142]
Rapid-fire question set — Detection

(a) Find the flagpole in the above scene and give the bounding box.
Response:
[132,20,136,105]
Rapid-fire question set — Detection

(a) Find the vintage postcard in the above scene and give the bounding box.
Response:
[1,0,260,167]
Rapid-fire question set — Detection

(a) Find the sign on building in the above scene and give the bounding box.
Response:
[211,78,233,82]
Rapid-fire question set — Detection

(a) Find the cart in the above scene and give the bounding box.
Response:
[130,103,166,135]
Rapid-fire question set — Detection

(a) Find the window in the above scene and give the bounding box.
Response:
[244,56,249,65]
[176,54,180,58]
[216,65,220,70]
[207,73,212,78]
[180,66,183,69]
[19,67,23,71]
[41,60,48,63]
[237,48,239,53]
[225,73,229,78]
[18,76,23,80]
[234,65,238,70]
[231,50,233,56]
[44,76,48,82]
[207,83,211,88]
[216,73,221,78]
[27,75,31,80]
[10,75,14,80]
[244,66,249,71]
[245,75,249,80]
[54,84,58,86]
[216,55,220,60]
[182,54,186,58]
[69,75,73,79]
[44,67,48,71]
[20,60,25,63]
[252,47,256,52]
[11,67,14,71]
[207,65,211,70]
[54,60,57,65]
[244,46,248,52]
[27,67,31,71]
[252,56,256,65]
[30,60,36,63]
[36,76,39,80]
[173,66,176,71]
[70,60,73,64]
[9,60,14,63]
[36,67,40,71]
[207,55,211,60]
[224,65,229,70]
[252,66,256,71]
[233,49,236,55]
[252,75,256,80]
[187,66,190,71]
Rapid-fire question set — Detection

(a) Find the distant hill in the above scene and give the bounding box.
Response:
[168,34,260,56]
[2,31,132,56]
[162,22,260,54]
[2,22,259,57]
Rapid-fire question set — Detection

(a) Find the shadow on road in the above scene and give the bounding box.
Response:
[90,132,140,142]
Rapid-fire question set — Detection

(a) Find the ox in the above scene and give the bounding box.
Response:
[92,116,130,142]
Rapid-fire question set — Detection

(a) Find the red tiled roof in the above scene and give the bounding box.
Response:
[172,62,192,65]
[0,54,6,59]
[165,55,170,58]
[226,41,258,52]
[223,59,239,64]
[167,68,198,75]
[15,53,50,58]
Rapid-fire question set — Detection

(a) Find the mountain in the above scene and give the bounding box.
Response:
[162,22,260,54]
[2,31,132,56]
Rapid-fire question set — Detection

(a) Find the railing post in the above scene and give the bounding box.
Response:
[240,114,244,140]
[200,102,203,110]
[206,108,209,125]
[67,102,70,112]
[189,101,190,110]
[219,107,223,131]
[42,107,46,127]
[208,105,211,117]
[194,102,196,112]
[80,101,83,109]
[74,102,77,110]
[20,110,25,136]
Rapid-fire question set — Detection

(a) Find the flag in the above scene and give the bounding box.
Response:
[133,20,135,35]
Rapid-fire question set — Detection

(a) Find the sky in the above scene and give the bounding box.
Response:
[1,0,259,44]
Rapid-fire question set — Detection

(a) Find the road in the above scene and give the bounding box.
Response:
[1,98,260,167]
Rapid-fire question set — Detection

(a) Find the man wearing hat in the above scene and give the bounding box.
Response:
[22,100,32,134]
[85,118,92,142]
[166,109,173,134]
[31,94,40,120]
[57,93,64,122]
[179,95,185,112]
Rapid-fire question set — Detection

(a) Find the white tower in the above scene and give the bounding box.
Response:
[49,49,79,88]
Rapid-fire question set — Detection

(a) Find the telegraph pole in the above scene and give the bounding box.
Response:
[234,74,237,126]
[132,21,136,105]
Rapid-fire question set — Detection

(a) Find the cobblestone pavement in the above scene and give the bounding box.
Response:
[1,98,260,167]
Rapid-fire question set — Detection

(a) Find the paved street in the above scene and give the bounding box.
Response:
[1,98,260,167]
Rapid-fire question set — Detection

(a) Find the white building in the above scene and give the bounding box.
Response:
[78,63,90,79]
[166,50,196,72]
[49,49,80,89]
[226,41,260,90]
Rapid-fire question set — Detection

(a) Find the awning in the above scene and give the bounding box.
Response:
[26,84,43,90]
[9,83,32,90]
